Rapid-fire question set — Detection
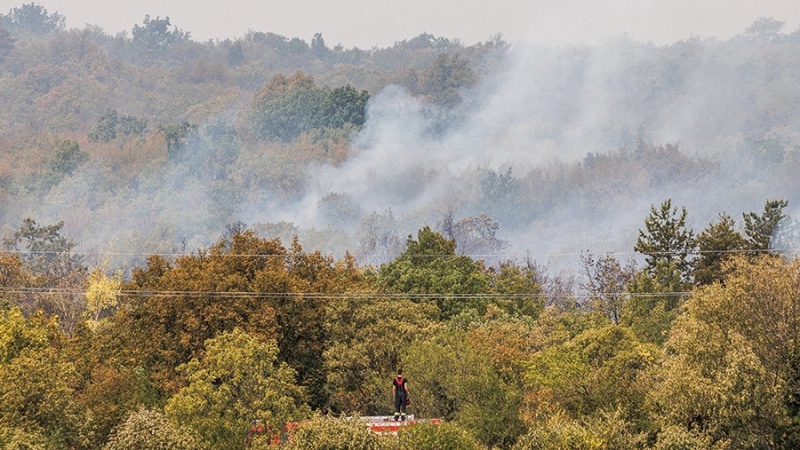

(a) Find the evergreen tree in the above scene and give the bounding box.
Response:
[634,199,695,285]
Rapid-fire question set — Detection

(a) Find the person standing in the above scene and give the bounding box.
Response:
[392,369,409,421]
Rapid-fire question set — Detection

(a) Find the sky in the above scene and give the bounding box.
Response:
[3,0,800,48]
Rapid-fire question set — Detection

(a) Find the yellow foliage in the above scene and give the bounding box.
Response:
[85,268,122,324]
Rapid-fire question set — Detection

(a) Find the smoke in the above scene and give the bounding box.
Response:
[10,28,800,272]
[255,35,800,266]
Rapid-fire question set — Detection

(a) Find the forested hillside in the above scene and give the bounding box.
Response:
[1,3,800,449]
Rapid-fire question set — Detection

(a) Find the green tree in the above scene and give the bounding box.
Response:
[407,52,476,107]
[45,140,89,185]
[744,16,786,41]
[524,325,658,432]
[398,422,482,450]
[156,121,197,159]
[0,25,15,63]
[621,268,684,345]
[404,330,525,449]
[2,218,84,281]
[89,110,148,142]
[250,72,326,142]
[513,409,646,450]
[280,415,390,450]
[693,212,748,285]
[250,73,369,142]
[311,32,329,59]
[634,199,695,284]
[0,426,49,449]
[226,40,244,65]
[117,114,148,137]
[0,3,65,35]
[320,84,370,129]
[743,199,788,253]
[477,168,524,227]
[488,262,545,318]
[379,226,493,318]
[0,307,52,363]
[324,298,439,415]
[165,328,310,449]
[131,15,188,58]
[104,408,206,450]
[88,109,119,142]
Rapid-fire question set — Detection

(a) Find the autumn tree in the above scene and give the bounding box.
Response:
[0,252,29,308]
[652,255,800,447]
[115,226,360,408]
[114,231,285,395]
[280,415,390,450]
[0,221,86,329]
[165,328,310,449]
[0,308,82,448]
[84,268,122,326]
[404,329,526,448]
[324,298,439,414]
[104,408,206,450]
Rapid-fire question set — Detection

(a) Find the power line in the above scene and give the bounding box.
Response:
[0,286,693,300]
[1,247,797,260]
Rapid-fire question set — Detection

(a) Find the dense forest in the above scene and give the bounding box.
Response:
[1,2,800,449]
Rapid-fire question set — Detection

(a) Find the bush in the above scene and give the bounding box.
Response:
[278,415,390,450]
[103,408,206,450]
[397,422,481,450]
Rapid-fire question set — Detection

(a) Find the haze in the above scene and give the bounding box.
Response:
[2,0,800,271]
[4,0,800,48]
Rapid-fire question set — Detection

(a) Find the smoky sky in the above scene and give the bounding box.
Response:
[4,1,800,271]
[11,0,800,48]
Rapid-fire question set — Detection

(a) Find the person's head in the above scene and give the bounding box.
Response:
[397,368,403,376]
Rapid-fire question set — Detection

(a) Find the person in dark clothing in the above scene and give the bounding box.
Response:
[392,369,409,421]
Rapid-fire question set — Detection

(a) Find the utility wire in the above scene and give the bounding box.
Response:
[1,247,797,260]
[0,287,692,300]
